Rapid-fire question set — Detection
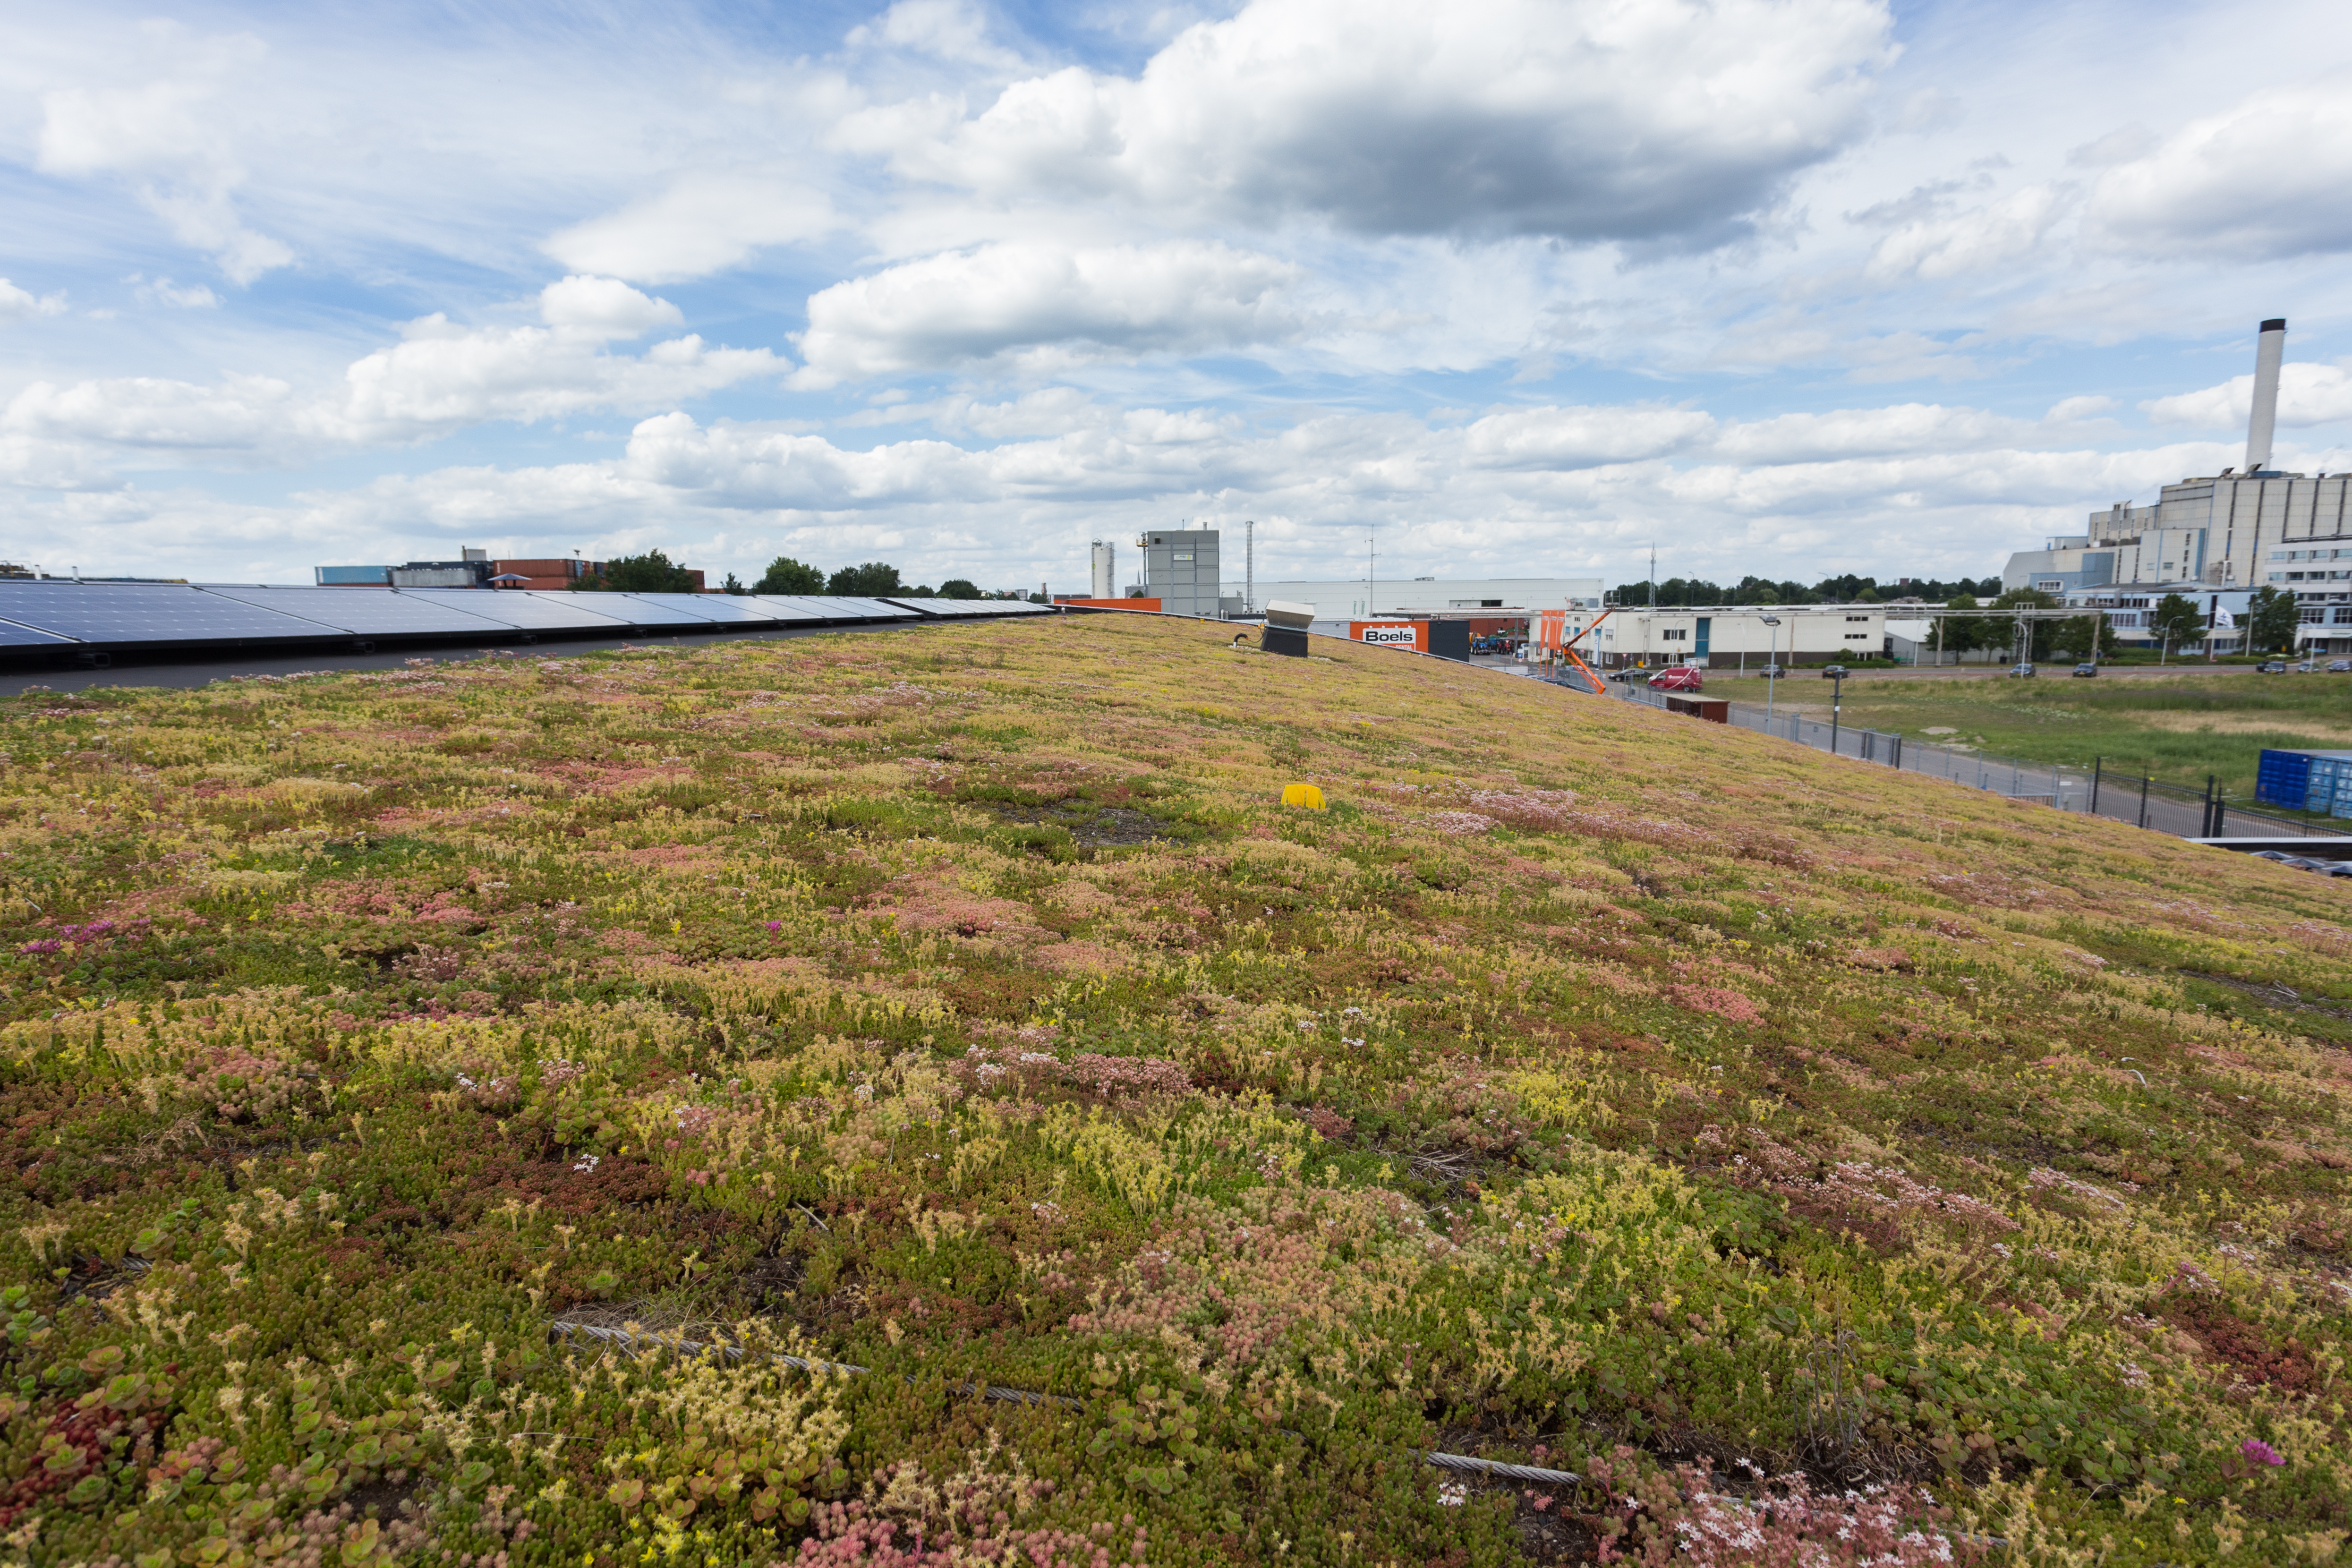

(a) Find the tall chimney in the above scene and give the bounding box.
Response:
[2246,317,2286,474]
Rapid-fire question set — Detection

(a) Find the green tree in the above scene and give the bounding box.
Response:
[2245,586,2300,654]
[722,572,745,595]
[1987,587,2061,660]
[2048,614,2104,660]
[1939,593,1993,658]
[579,551,696,592]
[2149,592,2207,656]
[827,562,903,596]
[937,579,983,600]
[753,556,825,595]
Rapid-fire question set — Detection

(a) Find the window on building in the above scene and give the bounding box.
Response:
[2035,579,2064,591]
[1844,632,1870,639]
[1660,629,1687,641]
[2334,607,2352,625]
[1845,614,1872,622]
[2301,606,2326,622]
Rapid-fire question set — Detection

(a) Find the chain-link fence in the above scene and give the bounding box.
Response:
[1585,677,2347,841]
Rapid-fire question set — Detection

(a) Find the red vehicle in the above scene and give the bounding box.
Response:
[1646,665,1703,692]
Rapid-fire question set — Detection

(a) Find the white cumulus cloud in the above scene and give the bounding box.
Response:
[1461,405,1715,469]
[2089,81,2352,259]
[0,280,71,324]
[2142,360,2352,430]
[1865,185,2063,282]
[875,0,1893,244]
[544,173,840,284]
[35,20,295,282]
[794,240,1302,385]
[0,278,783,480]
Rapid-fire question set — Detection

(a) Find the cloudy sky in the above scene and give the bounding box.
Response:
[5,0,2352,591]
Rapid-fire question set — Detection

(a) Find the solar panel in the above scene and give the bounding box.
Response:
[587,594,722,629]
[610,593,784,624]
[741,597,829,623]
[199,585,515,636]
[816,597,920,620]
[397,590,637,631]
[0,617,76,646]
[888,598,1048,617]
[754,596,886,622]
[0,583,342,645]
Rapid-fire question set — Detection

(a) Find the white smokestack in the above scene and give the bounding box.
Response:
[1089,540,1115,599]
[2246,317,2286,474]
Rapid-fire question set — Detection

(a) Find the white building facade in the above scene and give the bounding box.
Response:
[1589,606,1887,668]
[2003,321,2352,650]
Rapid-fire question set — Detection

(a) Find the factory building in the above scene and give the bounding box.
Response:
[1584,606,1887,669]
[1135,528,1222,618]
[2006,320,2352,649]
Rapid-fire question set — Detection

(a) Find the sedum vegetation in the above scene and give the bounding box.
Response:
[0,614,2347,1567]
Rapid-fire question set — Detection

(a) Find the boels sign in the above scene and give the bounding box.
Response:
[1351,621,1426,652]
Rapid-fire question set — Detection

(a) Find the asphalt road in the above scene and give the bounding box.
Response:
[0,617,945,697]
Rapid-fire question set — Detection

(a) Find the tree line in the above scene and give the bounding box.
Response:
[1605,573,2002,606]
[1934,586,2301,660]
[574,551,1032,601]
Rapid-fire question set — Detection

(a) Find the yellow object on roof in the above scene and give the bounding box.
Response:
[1281,783,1326,810]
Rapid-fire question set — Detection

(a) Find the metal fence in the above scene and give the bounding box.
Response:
[1588,677,2347,841]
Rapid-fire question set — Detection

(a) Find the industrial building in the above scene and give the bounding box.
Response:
[1581,606,1887,668]
[2004,319,2352,652]
[1134,528,1222,618]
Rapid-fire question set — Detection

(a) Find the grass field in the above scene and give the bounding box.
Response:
[1704,669,2352,798]
[2,618,2350,1566]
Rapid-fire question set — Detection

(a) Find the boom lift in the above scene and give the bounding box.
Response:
[1542,608,1612,695]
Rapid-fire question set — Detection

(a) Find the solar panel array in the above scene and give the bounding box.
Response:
[0,583,340,644]
[396,589,641,632]
[882,597,1052,617]
[0,581,1061,658]
[201,586,518,636]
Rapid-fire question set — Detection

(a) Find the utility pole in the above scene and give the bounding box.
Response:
[1646,543,1657,667]
[1245,520,1255,613]
[1367,524,1376,618]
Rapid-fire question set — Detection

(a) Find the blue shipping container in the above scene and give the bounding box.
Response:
[2259,749,2316,809]
[2256,749,2352,812]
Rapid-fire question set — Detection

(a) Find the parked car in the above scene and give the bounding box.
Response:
[2007,663,2036,678]
[2294,659,2320,673]
[2330,660,2352,673]
[1754,663,1788,679]
[1821,664,1849,680]
[2257,660,2289,673]
[1648,665,1704,692]
[2071,662,2098,678]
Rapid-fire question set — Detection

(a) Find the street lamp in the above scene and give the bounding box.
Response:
[1761,616,1781,723]
[1824,663,1849,755]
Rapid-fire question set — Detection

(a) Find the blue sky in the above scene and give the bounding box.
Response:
[4,0,2351,590]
